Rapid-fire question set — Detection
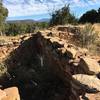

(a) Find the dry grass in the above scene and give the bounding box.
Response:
[93,23,100,32]
[78,23,100,35]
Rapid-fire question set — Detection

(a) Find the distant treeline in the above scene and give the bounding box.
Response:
[3,22,48,36]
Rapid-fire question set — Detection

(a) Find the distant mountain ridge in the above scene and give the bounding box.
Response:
[36,18,50,22]
[7,18,50,23]
[6,19,36,23]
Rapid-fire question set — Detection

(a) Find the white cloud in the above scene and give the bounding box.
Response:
[3,0,100,18]
[4,1,48,17]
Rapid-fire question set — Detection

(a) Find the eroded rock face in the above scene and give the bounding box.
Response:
[3,33,75,100]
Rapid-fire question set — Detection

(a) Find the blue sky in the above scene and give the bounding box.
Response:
[3,0,100,20]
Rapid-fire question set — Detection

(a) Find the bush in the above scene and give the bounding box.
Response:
[0,63,7,77]
[78,24,98,48]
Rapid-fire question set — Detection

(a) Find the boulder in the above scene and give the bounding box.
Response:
[80,92,100,100]
[84,92,100,100]
[68,48,77,58]
[2,87,20,100]
[52,42,64,49]
[73,74,100,92]
[65,47,77,59]
[47,32,53,36]
[0,89,6,100]
[79,57,100,75]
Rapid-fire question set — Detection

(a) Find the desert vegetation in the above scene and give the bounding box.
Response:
[77,24,100,55]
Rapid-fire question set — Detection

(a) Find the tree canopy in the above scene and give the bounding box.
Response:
[49,5,77,26]
[79,8,100,23]
[0,1,8,34]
